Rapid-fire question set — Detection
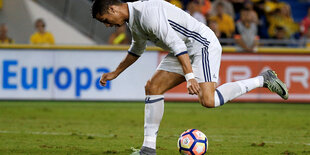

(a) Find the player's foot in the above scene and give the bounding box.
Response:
[130,146,156,155]
[260,70,289,100]
[130,147,140,155]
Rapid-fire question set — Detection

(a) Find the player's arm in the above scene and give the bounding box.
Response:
[100,34,146,86]
[142,7,200,95]
[177,53,200,95]
[100,52,139,86]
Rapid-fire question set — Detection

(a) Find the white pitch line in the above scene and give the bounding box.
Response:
[0,130,115,138]
[1,130,309,146]
[207,135,310,146]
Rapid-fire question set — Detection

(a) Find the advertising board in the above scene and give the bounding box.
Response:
[1,48,309,102]
[164,53,310,102]
[0,49,158,100]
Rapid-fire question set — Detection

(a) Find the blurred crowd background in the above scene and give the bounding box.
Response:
[0,0,310,52]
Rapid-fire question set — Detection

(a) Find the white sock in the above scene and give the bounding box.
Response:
[142,95,164,149]
[214,76,264,107]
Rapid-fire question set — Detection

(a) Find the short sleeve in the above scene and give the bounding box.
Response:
[141,7,187,56]
[128,32,147,57]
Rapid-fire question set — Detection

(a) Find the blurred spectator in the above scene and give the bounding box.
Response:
[301,7,310,36]
[264,0,280,13]
[30,19,55,45]
[0,24,14,44]
[253,0,269,38]
[197,0,211,16]
[186,0,206,25]
[211,0,235,19]
[234,8,259,52]
[108,25,130,45]
[167,0,183,9]
[305,29,310,48]
[210,2,235,38]
[0,0,3,10]
[243,1,258,24]
[300,26,310,47]
[208,19,221,38]
[230,0,245,14]
[268,4,299,39]
[273,26,286,40]
[269,26,288,46]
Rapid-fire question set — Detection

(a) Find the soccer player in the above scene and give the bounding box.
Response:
[91,0,289,154]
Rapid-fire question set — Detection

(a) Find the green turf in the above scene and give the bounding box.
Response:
[0,101,309,155]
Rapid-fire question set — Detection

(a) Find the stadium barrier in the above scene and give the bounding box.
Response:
[0,44,309,102]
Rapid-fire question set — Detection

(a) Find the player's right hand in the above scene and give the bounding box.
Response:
[187,79,200,95]
[100,72,117,86]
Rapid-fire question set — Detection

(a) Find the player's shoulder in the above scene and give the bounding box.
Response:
[131,0,167,11]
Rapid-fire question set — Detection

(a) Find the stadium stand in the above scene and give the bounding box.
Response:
[0,0,309,46]
[0,0,33,44]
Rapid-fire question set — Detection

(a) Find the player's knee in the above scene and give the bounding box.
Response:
[145,80,161,95]
[199,97,215,108]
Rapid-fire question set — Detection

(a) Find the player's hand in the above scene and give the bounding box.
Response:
[100,72,117,86]
[187,79,200,95]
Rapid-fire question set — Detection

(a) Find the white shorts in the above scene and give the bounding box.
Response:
[157,40,222,83]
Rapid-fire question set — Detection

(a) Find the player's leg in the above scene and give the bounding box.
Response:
[198,70,289,108]
[145,70,185,95]
[140,70,185,155]
[198,76,264,108]
[196,41,288,108]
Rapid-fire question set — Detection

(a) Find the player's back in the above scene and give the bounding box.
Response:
[132,0,216,48]
[128,0,219,56]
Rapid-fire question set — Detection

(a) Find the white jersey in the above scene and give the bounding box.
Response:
[127,0,218,57]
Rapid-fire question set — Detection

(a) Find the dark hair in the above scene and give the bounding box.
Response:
[92,0,122,18]
[217,2,224,7]
[275,26,285,31]
[35,18,45,28]
[240,7,251,12]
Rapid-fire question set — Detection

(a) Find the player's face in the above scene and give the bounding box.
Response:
[96,7,125,27]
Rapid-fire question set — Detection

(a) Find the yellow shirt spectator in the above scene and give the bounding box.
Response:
[210,13,235,38]
[0,0,3,10]
[0,24,13,44]
[30,32,55,45]
[267,4,299,38]
[0,38,14,44]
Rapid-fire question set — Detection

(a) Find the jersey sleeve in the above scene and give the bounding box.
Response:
[141,7,187,56]
[128,32,147,57]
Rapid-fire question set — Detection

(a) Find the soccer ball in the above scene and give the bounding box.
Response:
[177,129,208,155]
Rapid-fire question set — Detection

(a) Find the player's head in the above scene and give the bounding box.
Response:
[92,0,125,27]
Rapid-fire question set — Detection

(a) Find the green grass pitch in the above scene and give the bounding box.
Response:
[0,101,309,155]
